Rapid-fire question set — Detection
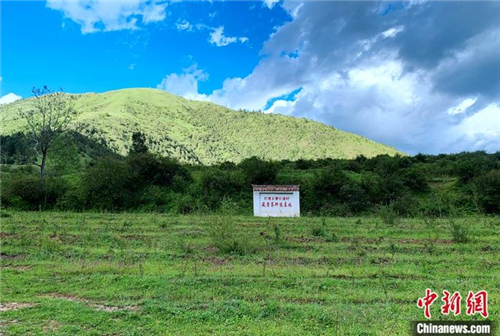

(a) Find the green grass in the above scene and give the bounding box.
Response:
[0,88,401,164]
[1,212,498,335]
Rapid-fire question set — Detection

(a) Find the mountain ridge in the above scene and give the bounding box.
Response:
[0,88,402,164]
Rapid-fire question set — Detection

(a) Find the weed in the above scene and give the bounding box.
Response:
[379,204,399,226]
[389,242,398,256]
[0,210,12,218]
[423,241,435,255]
[177,237,195,255]
[310,218,327,238]
[448,219,470,244]
[207,216,257,255]
[273,222,281,245]
[326,231,339,243]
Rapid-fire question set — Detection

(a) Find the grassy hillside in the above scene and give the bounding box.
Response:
[0,88,401,164]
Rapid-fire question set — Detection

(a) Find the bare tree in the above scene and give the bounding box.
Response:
[20,86,76,180]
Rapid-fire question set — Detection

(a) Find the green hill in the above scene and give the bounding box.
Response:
[0,88,401,164]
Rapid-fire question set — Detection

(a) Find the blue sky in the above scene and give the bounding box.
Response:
[1,1,500,154]
[1,1,289,97]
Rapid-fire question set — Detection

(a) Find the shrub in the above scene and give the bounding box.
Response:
[207,216,257,255]
[391,192,417,217]
[194,168,247,212]
[401,166,429,192]
[127,152,191,189]
[82,158,134,210]
[473,170,500,214]
[326,231,339,243]
[448,219,469,244]
[378,204,399,226]
[339,182,369,213]
[239,156,279,185]
[1,174,67,210]
[455,152,496,184]
[310,218,327,238]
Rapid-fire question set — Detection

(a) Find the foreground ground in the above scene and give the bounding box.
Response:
[0,212,498,335]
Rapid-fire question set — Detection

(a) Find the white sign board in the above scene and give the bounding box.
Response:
[252,185,300,217]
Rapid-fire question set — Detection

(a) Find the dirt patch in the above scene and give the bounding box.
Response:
[2,264,31,271]
[0,253,22,260]
[43,320,61,333]
[0,303,38,312]
[43,293,83,302]
[119,234,150,240]
[41,293,140,312]
[396,238,453,245]
[203,256,231,266]
[287,236,324,243]
[202,246,218,254]
[239,222,264,227]
[91,304,140,312]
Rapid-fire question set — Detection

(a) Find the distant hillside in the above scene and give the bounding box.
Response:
[0,88,401,164]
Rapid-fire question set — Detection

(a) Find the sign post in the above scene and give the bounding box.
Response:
[252,185,300,217]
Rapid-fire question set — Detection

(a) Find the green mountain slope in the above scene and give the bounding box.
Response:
[0,88,401,164]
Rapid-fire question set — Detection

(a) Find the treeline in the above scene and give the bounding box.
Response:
[1,133,499,216]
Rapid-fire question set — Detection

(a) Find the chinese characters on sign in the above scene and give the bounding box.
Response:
[252,185,300,217]
[417,289,489,319]
[261,195,293,209]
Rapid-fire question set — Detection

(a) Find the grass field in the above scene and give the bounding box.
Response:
[1,212,498,335]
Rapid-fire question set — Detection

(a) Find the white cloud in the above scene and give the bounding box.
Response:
[46,0,168,33]
[176,20,193,32]
[209,26,249,47]
[194,2,500,154]
[381,26,404,39]
[0,93,22,105]
[265,99,295,114]
[449,104,500,152]
[448,98,477,115]
[157,64,209,101]
[263,0,280,9]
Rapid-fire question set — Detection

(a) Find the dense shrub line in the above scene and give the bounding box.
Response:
[1,148,499,216]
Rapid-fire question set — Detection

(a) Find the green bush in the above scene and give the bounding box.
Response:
[207,216,257,255]
[1,174,67,210]
[194,168,247,212]
[82,158,134,210]
[401,166,429,192]
[378,204,399,226]
[127,152,191,189]
[473,170,500,214]
[448,219,469,244]
[239,156,279,185]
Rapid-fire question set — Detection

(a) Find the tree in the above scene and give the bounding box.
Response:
[239,156,279,185]
[130,132,149,154]
[20,86,76,180]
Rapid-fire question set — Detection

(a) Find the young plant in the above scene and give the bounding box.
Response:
[448,218,470,244]
[379,204,399,226]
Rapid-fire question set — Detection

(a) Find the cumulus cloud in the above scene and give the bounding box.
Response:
[0,93,22,105]
[448,98,477,115]
[189,1,500,154]
[157,64,209,101]
[209,26,249,47]
[46,0,168,33]
[263,0,280,10]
